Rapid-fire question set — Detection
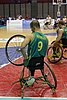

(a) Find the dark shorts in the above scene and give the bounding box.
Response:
[27,57,44,71]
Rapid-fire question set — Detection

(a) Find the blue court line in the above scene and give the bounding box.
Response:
[44,32,57,36]
[0,97,67,100]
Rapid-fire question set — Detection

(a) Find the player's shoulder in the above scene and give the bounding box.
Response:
[26,33,34,40]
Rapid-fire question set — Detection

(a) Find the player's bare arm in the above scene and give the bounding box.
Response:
[20,33,34,59]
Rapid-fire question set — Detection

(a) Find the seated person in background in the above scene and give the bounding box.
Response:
[44,15,52,29]
[25,15,29,20]
[53,17,61,29]
[16,15,22,20]
[45,15,52,25]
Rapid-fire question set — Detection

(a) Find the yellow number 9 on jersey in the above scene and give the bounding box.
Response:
[38,41,43,51]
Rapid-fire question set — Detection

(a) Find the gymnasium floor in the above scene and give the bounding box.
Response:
[0,26,67,100]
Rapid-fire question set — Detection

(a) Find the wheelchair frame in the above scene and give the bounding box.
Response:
[5,34,57,98]
[47,40,67,63]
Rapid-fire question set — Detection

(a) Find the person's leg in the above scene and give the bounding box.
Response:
[29,69,35,76]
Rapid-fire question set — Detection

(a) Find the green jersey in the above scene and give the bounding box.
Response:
[62,27,67,38]
[28,32,48,59]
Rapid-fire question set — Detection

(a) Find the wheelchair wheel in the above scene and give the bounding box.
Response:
[13,61,57,98]
[19,61,57,89]
[63,47,67,59]
[47,44,63,63]
[43,61,57,89]
[34,62,57,89]
[5,34,26,66]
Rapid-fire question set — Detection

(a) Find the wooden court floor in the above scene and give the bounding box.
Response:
[0,28,56,48]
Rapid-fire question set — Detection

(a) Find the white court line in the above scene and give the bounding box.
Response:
[0,62,10,69]
[0,38,24,42]
[0,56,23,69]
[0,96,67,99]
[0,38,8,42]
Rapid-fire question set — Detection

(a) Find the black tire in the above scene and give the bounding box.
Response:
[5,34,26,66]
[47,44,63,63]
[63,47,67,59]
[43,61,57,89]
